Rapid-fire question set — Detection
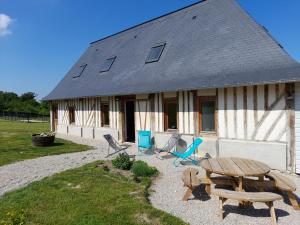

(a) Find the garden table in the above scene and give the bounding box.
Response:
[200,157,270,194]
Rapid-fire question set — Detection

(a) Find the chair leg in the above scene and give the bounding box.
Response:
[287,191,300,211]
[173,158,181,167]
[266,202,277,225]
[105,145,110,158]
[219,197,227,220]
[182,187,193,201]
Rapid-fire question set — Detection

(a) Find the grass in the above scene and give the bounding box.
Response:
[0,162,187,225]
[0,120,91,166]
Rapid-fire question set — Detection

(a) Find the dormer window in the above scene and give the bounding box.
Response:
[73,64,87,78]
[100,56,116,73]
[145,43,166,63]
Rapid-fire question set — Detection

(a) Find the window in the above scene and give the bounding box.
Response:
[100,56,116,73]
[101,103,109,126]
[68,106,75,124]
[145,43,166,63]
[73,64,87,78]
[164,98,178,130]
[199,97,216,133]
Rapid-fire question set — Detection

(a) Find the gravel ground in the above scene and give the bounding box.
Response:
[1,134,300,225]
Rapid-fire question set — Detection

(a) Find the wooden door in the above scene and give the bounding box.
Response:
[52,105,58,131]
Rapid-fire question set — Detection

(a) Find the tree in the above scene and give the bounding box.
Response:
[20,92,37,101]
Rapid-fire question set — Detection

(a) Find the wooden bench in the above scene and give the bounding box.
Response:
[181,168,202,201]
[266,170,299,210]
[181,168,242,201]
[212,189,282,225]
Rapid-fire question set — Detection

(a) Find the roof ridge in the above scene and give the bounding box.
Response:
[90,0,210,45]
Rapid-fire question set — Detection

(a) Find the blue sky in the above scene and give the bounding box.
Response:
[0,0,299,99]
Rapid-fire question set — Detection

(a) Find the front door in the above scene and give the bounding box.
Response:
[52,105,58,132]
[125,101,135,142]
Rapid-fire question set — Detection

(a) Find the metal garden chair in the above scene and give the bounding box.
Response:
[103,134,130,158]
[172,137,203,167]
[155,133,181,159]
[137,130,153,155]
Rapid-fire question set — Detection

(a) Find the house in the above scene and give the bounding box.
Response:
[44,0,300,173]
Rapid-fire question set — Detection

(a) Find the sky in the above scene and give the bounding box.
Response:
[0,0,299,100]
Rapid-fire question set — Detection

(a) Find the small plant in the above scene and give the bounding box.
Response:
[39,132,55,137]
[131,161,158,177]
[0,209,26,225]
[112,153,132,170]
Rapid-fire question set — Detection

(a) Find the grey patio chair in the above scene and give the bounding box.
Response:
[155,133,181,159]
[103,134,130,158]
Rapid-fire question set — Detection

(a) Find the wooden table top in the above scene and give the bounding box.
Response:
[200,157,270,177]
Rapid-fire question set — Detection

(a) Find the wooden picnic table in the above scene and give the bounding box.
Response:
[200,157,271,194]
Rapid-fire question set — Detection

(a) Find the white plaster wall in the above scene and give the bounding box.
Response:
[219,139,287,171]
[218,84,287,142]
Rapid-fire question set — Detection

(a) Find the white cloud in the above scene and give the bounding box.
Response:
[0,13,13,37]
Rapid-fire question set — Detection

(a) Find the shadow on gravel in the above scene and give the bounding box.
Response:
[192,184,211,201]
[223,205,289,219]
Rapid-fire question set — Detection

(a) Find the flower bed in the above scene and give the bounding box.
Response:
[32,132,55,147]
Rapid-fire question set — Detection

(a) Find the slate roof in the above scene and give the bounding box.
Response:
[44,0,300,100]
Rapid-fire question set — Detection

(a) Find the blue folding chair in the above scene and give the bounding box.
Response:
[137,130,153,155]
[172,138,203,167]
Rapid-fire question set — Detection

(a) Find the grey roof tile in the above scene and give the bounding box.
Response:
[44,0,300,100]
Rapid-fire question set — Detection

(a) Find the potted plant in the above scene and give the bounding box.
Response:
[32,132,55,147]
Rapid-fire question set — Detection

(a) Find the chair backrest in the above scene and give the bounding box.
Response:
[103,134,119,150]
[138,130,152,148]
[162,133,181,152]
[181,138,203,158]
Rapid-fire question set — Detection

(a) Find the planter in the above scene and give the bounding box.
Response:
[32,134,55,147]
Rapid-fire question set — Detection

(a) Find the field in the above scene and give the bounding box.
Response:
[0,162,186,225]
[0,120,91,166]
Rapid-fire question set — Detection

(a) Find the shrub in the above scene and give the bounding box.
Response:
[112,153,132,170]
[0,209,26,225]
[131,161,158,177]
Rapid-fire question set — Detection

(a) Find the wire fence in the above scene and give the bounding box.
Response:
[0,110,50,122]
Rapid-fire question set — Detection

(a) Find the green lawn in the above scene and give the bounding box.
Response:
[0,120,91,166]
[0,162,186,225]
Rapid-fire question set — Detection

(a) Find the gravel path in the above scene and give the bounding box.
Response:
[1,134,300,225]
[0,135,106,196]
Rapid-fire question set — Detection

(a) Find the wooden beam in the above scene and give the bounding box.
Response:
[224,88,228,139]
[243,87,248,139]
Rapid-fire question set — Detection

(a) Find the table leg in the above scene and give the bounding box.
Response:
[205,171,212,195]
[258,176,264,192]
[237,176,246,206]
[238,176,243,192]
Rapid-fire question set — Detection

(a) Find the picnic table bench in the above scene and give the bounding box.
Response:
[266,170,299,210]
[212,189,282,225]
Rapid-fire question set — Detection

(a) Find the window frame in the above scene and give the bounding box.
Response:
[68,106,75,124]
[73,64,87,78]
[100,56,116,73]
[145,43,166,63]
[163,97,178,131]
[198,96,217,134]
[100,103,110,127]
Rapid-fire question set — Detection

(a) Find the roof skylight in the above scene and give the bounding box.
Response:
[145,43,166,63]
[73,64,87,78]
[100,56,116,73]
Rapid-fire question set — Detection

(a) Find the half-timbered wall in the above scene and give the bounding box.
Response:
[56,98,102,127]
[178,91,194,134]
[135,95,151,131]
[218,84,287,142]
[109,96,120,129]
[154,93,164,132]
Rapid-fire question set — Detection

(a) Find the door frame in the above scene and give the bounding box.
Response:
[51,104,58,132]
[120,96,135,142]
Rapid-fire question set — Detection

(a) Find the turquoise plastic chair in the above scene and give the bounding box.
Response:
[172,138,203,167]
[138,130,152,155]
